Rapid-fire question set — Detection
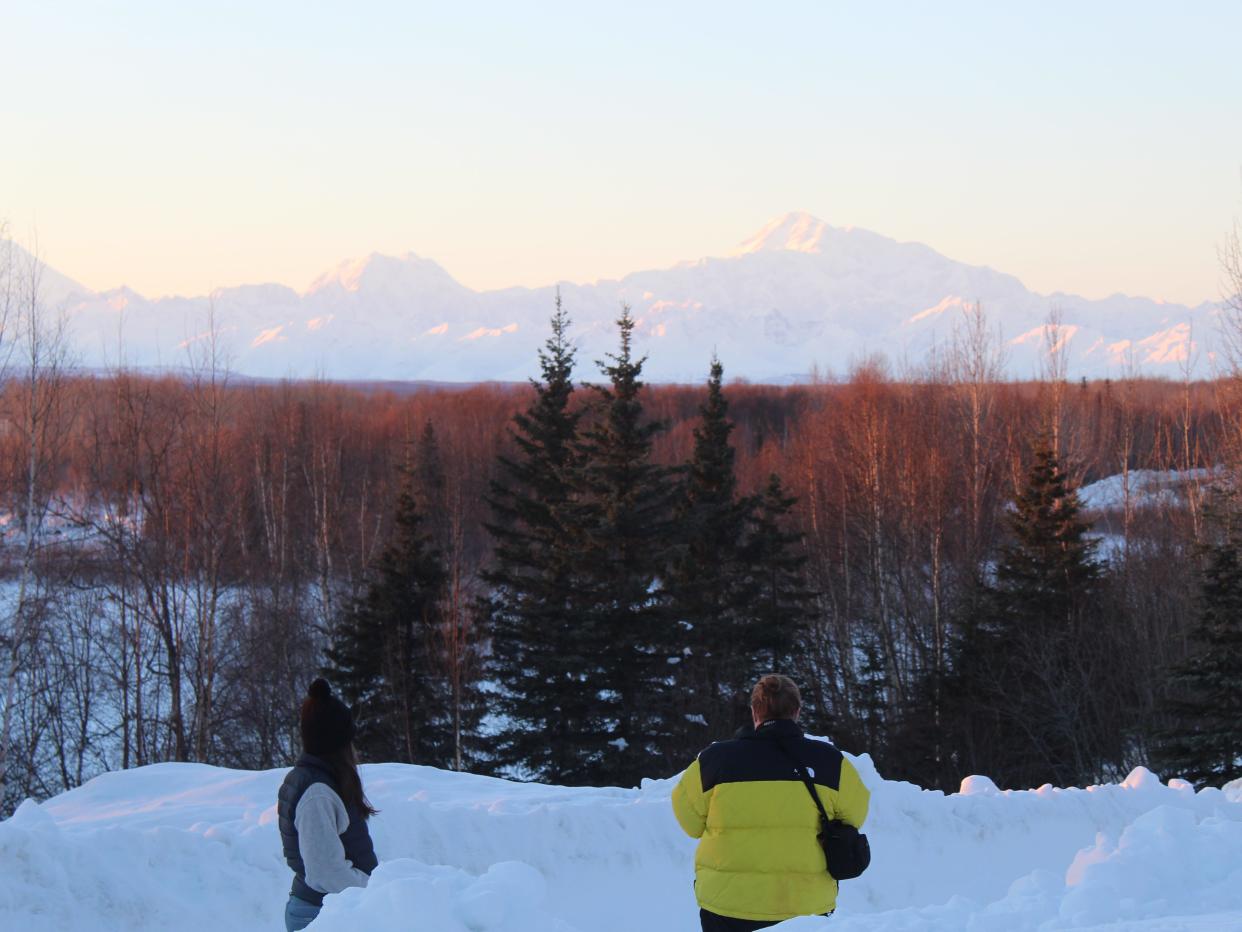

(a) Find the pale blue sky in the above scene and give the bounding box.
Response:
[1,1,1239,304]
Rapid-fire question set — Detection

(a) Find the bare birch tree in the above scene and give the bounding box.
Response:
[950,303,1006,568]
[0,231,73,808]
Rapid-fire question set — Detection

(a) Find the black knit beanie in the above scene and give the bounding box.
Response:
[300,678,355,755]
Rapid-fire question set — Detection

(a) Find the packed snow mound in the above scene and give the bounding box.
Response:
[1226,777,1242,804]
[2,753,1241,931]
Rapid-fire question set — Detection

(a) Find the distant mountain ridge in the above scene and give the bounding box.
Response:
[11,212,1223,382]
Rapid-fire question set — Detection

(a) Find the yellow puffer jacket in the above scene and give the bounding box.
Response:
[671,719,870,922]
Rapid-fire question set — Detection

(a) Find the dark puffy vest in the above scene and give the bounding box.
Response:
[277,753,378,906]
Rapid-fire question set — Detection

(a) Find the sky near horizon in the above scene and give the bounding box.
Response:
[1,1,1240,305]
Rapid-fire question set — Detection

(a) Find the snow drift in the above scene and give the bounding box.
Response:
[2,752,1241,931]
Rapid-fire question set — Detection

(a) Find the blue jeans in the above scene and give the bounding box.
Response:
[284,895,320,931]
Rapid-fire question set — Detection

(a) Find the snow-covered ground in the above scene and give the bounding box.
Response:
[2,750,1240,932]
[1078,469,1214,514]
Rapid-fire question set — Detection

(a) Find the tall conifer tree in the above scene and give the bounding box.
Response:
[325,449,451,765]
[951,439,1108,788]
[1159,531,1242,785]
[414,420,449,548]
[746,473,815,675]
[484,297,596,782]
[570,308,680,785]
[665,358,754,752]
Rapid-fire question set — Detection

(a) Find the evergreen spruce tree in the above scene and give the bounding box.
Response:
[665,358,755,754]
[571,307,680,785]
[952,438,1106,789]
[882,662,947,789]
[746,473,816,675]
[413,420,449,547]
[325,450,451,766]
[939,573,991,779]
[745,473,832,735]
[995,442,1100,619]
[1159,532,1242,785]
[483,296,597,782]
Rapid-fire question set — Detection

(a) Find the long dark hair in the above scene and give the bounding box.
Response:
[322,743,379,819]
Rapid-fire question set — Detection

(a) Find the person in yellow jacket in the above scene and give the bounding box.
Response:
[672,675,870,931]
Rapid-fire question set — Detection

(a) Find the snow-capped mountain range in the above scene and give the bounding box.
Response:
[15,212,1224,382]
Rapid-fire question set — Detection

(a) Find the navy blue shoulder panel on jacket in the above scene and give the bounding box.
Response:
[698,719,844,793]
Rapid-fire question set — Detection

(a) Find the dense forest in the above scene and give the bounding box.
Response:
[0,290,1241,812]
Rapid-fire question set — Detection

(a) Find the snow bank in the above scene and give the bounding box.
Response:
[1077,468,1212,513]
[1226,777,1242,804]
[2,754,1241,931]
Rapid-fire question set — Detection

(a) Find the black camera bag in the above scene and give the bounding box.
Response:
[776,741,871,880]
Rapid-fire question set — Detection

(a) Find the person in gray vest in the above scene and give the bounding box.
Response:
[277,678,379,931]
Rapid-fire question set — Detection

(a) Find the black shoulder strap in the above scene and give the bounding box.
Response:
[774,739,832,824]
